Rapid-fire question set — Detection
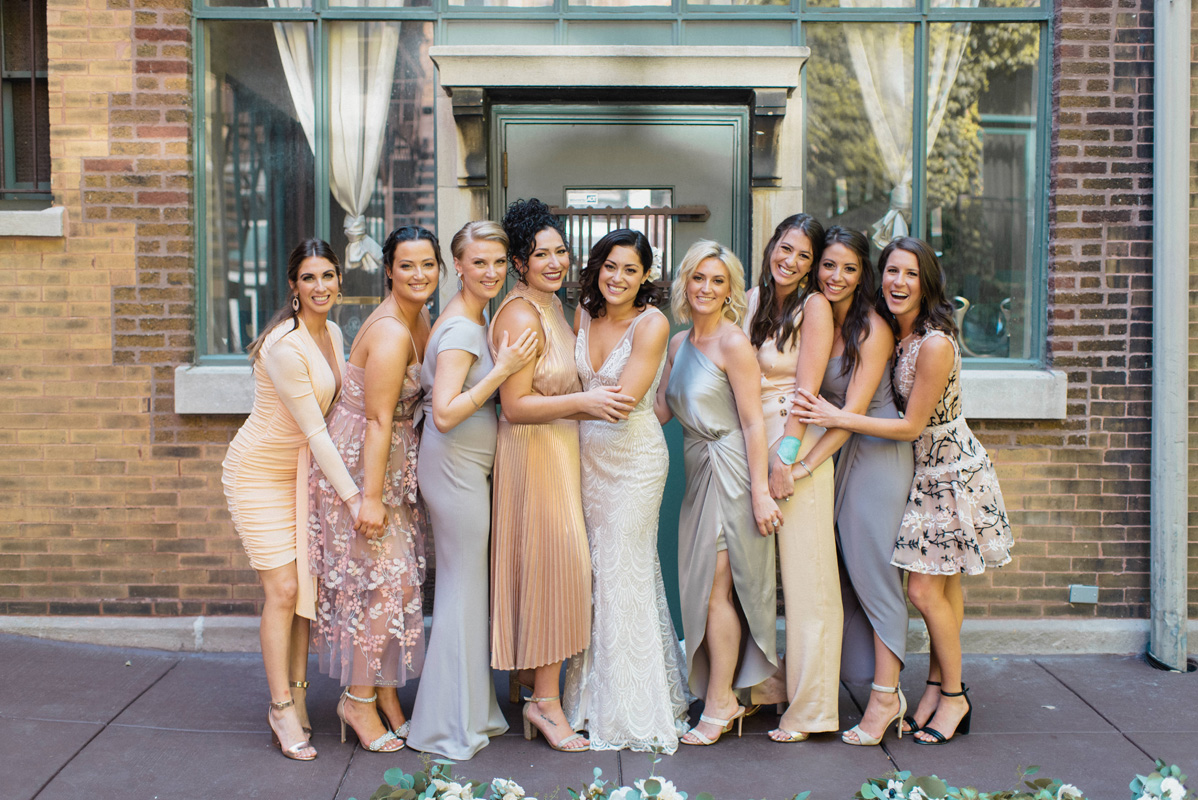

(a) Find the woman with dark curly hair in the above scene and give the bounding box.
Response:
[795,236,1013,746]
[490,199,636,752]
[562,229,689,753]
[307,226,440,754]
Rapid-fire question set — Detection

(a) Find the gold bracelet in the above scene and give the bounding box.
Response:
[798,459,813,478]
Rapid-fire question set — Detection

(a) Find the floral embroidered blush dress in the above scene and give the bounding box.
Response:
[308,358,428,686]
[890,329,1013,575]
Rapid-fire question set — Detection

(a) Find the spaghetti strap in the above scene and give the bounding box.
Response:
[349,308,414,362]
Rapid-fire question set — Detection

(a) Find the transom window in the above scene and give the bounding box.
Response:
[194,0,1051,365]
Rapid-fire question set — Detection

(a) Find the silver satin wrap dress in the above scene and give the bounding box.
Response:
[665,336,778,698]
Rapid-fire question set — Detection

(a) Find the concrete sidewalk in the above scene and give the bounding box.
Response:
[2,633,1195,800]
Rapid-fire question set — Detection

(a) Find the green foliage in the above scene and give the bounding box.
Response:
[1131,760,1190,800]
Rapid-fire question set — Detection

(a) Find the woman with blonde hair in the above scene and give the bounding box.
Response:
[655,239,782,746]
[222,239,362,761]
[406,221,537,759]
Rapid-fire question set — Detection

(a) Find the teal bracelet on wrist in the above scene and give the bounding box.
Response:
[777,435,802,465]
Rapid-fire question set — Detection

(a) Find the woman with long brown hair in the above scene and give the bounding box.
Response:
[222,239,362,761]
[795,236,1013,746]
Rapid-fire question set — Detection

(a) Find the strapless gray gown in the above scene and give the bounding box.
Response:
[665,337,778,697]
[820,355,914,684]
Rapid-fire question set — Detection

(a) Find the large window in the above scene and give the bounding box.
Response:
[194,0,1050,365]
[1,0,50,205]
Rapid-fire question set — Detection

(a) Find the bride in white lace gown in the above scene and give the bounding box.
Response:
[564,230,690,753]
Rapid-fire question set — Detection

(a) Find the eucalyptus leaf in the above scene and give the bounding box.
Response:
[385,769,406,787]
[794,791,812,800]
[695,793,716,800]
[1026,767,1040,777]
[906,775,949,799]
[644,779,663,796]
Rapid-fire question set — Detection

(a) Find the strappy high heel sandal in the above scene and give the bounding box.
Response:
[915,686,971,745]
[841,682,907,746]
[337,689,404,752]
[289,680,312,739]
[268,698,317,761]
[681,705,746,746]
[521,695,589,752]
[903,680,940,735]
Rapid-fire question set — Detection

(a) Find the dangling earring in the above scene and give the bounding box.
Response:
[292,295,300,312]
[457,273,464,291]
[724,296,731,306]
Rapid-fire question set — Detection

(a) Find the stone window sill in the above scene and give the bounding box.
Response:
[175,364,1068,420]
[0,206,65,237]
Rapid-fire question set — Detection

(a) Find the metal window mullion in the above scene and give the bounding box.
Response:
[194,19,209,356]
[1031,18,1052,363]
[910,16,927,240]
[315,17,330,242]
[28,0,39,187]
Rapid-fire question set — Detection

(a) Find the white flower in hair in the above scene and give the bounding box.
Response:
[648,247,663,282]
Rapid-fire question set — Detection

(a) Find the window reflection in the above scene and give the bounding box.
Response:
[927,22,1040,360]
[203,21,315,356]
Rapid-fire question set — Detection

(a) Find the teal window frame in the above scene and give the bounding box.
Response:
[192,0,1053,366]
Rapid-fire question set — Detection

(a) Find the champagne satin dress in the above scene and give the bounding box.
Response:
[489,282,592,670]
[221,320,359,619]
[744,288,841,733]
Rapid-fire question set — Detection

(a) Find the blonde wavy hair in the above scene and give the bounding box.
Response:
[670,239,748,326]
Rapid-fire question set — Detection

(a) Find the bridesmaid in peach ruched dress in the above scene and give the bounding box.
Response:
[489,199,635,753]
[222,239,362,762]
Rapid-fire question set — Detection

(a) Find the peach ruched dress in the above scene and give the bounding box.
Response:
[221,320,359,619]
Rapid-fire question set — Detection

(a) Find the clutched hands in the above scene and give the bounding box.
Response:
[352,495,387,539]
[792,388,843,429]
[582,384,636,423]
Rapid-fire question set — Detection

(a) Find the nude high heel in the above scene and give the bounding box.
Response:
[841,683,907,746]
[268,698,317,761]
[289,680,312,738]
[681,705,746,746]
[522,695,589,752]
[337,689,404,752]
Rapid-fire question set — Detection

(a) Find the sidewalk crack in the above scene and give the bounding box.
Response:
[31,657,183,800]
[1032,659,1154,762]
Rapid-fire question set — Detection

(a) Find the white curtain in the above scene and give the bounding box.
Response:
[839,0,978,248]
[269,1,399,273]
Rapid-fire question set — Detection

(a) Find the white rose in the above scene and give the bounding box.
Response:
[1161,778,1186,800]
[608,787,638,800]
[1056,784,1083,800]
[908,789,929,800]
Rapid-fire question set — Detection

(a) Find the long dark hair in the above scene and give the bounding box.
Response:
[875,236,957,338]
[748,213,826,350]
[817,227,876,376]
[383,225,445,291]
[502,198,570,283]
[578,229,663,318]
[247,238,341,363]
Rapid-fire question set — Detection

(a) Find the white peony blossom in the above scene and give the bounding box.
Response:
[1056,784,1084,800]
[1161,778,1186,800]
[608,787,638,800]
[634,779,682,800]
[883,779,906,799]
[907,788,929,800]
[491,779,526,799]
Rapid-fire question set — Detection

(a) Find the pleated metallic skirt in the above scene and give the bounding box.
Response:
[490,417,591,670]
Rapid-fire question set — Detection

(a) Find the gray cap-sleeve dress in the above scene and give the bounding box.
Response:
[407,315,508,759]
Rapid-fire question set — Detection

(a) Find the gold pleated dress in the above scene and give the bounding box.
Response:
[489,282,592,670]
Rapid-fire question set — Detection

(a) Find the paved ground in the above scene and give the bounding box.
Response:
[2,633,1195,800]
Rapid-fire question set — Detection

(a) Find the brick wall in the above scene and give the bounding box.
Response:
[1,0,1193,624]
[960,0,1160,620]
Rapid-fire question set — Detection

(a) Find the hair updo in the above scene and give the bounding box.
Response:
[501,198,570,283]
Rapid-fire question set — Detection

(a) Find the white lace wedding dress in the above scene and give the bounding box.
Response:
[564,306,690,753]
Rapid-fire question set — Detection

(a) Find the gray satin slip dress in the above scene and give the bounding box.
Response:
[407,316,508,759]
[665,336,778,698]
[820,355,914,685]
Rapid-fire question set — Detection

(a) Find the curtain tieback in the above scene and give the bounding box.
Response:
[344,214,384,273]
[871,183,912,250]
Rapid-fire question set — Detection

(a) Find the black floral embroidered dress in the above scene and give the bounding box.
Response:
[890,330,1013,575]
